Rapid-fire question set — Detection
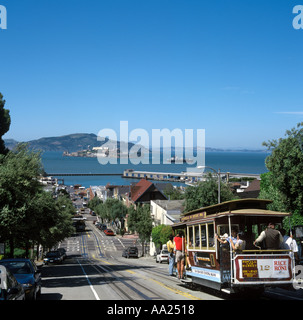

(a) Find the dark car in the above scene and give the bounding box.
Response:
[57,248,67,260]
[0,259,41,300]
[43,250,63,265]
[122,247,138,258]
[0,265,25,300]
[97,223,107,230]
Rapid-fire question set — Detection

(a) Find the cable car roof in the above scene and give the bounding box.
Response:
[179,198,290,223]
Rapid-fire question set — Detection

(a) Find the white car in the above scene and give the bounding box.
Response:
[156,250,169,263]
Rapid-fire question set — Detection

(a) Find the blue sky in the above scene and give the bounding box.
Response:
[1,0,303,149]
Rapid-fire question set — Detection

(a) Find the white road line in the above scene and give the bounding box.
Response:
[117,238,125,248]
[77,259,100,300]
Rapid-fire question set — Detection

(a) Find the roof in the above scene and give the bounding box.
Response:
[181,198,290,221]
[238,180,261,199]
[152,199,184,211]
[131,179,153,202]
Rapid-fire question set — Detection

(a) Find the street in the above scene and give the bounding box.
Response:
[39,214,303,301]
[40,214,222,301]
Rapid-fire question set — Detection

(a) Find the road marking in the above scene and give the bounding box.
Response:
[92,254,113,265]
[126,270,136,274]
[117,267,202,300]
[148,278,202,300]
[117,238,125,248]
[77,259,100,300]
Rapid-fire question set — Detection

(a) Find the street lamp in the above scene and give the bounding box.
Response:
[197,166,221,204]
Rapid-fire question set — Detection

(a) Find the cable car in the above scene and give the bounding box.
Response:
[172,199,295,294]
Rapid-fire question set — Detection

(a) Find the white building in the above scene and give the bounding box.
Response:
[151,199,184,226]
[150,199,184,256]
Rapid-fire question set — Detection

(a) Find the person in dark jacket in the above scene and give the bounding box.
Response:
[253,222,283,249]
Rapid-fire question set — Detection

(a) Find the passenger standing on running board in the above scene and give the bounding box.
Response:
[167,235,175,276]
[174,231,185,280]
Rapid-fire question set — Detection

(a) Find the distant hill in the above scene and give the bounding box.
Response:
[4,133,267,153]
[27,133,101,152]
[4,133,140,153]
[3,138,19,150]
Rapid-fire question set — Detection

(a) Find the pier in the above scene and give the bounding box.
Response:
[122,169,261,182]
[45,170,261,182]
[45,173,122,177]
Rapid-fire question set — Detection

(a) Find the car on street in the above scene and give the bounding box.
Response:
[0,259,41,300]
[156,249,169,263]
[104,228,115,236]
[57,248,67,260]
[97,223,107,231]
[43,250,64,265]
[0,265,25,300]
[122,247,138,258]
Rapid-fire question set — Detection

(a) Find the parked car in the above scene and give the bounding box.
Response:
[156,250,169,263]
[98,223,107,231]
[0,265,25,300]
[122,247,138,258]
[0,259,41,300]
[44,250,63,265]
[104,229,115,236]
[57,248,67,260]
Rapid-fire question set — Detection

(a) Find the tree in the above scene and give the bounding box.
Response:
[44,195,75,250]
[163,185,185,200]
[0,143,75,257]
[0,93,11,155]
[259,172,288,212]
[88,196,102,212]
[262,122,303,228]
[128,205,153,256]
[184,173,236,212]
[0,144,44,256]
[151,224,172,250]
[93,198,127,228]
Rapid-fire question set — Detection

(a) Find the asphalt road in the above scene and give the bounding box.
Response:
[39,214,303,301]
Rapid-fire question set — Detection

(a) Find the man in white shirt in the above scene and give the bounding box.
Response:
[281,229,299,263]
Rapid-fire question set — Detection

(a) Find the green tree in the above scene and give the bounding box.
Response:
[259,172,288,212]
[151,224,172,250]
[262,122,303,228]
[184,173,236,212]
[0,144,44,256]
[163,185,185,200]
[94,198,127,226]
[21,190,57,257]
[0,93,11,155]
[0,143,75,257]
[128,205,153,255]
[44,195,75,250]
[88,196,102,212]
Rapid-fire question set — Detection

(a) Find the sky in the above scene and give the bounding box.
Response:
[1,0,303,149]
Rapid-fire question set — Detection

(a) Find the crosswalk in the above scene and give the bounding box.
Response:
[59,237,80,254]
[59,230,141,258]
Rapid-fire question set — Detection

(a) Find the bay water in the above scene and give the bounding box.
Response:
[41,151,269,188]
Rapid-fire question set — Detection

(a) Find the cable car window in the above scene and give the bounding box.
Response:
[201,224,207,249]
[208,223,215,249]
[217,224,239,237]
[188,226,193,249]
[194,225,200,249]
